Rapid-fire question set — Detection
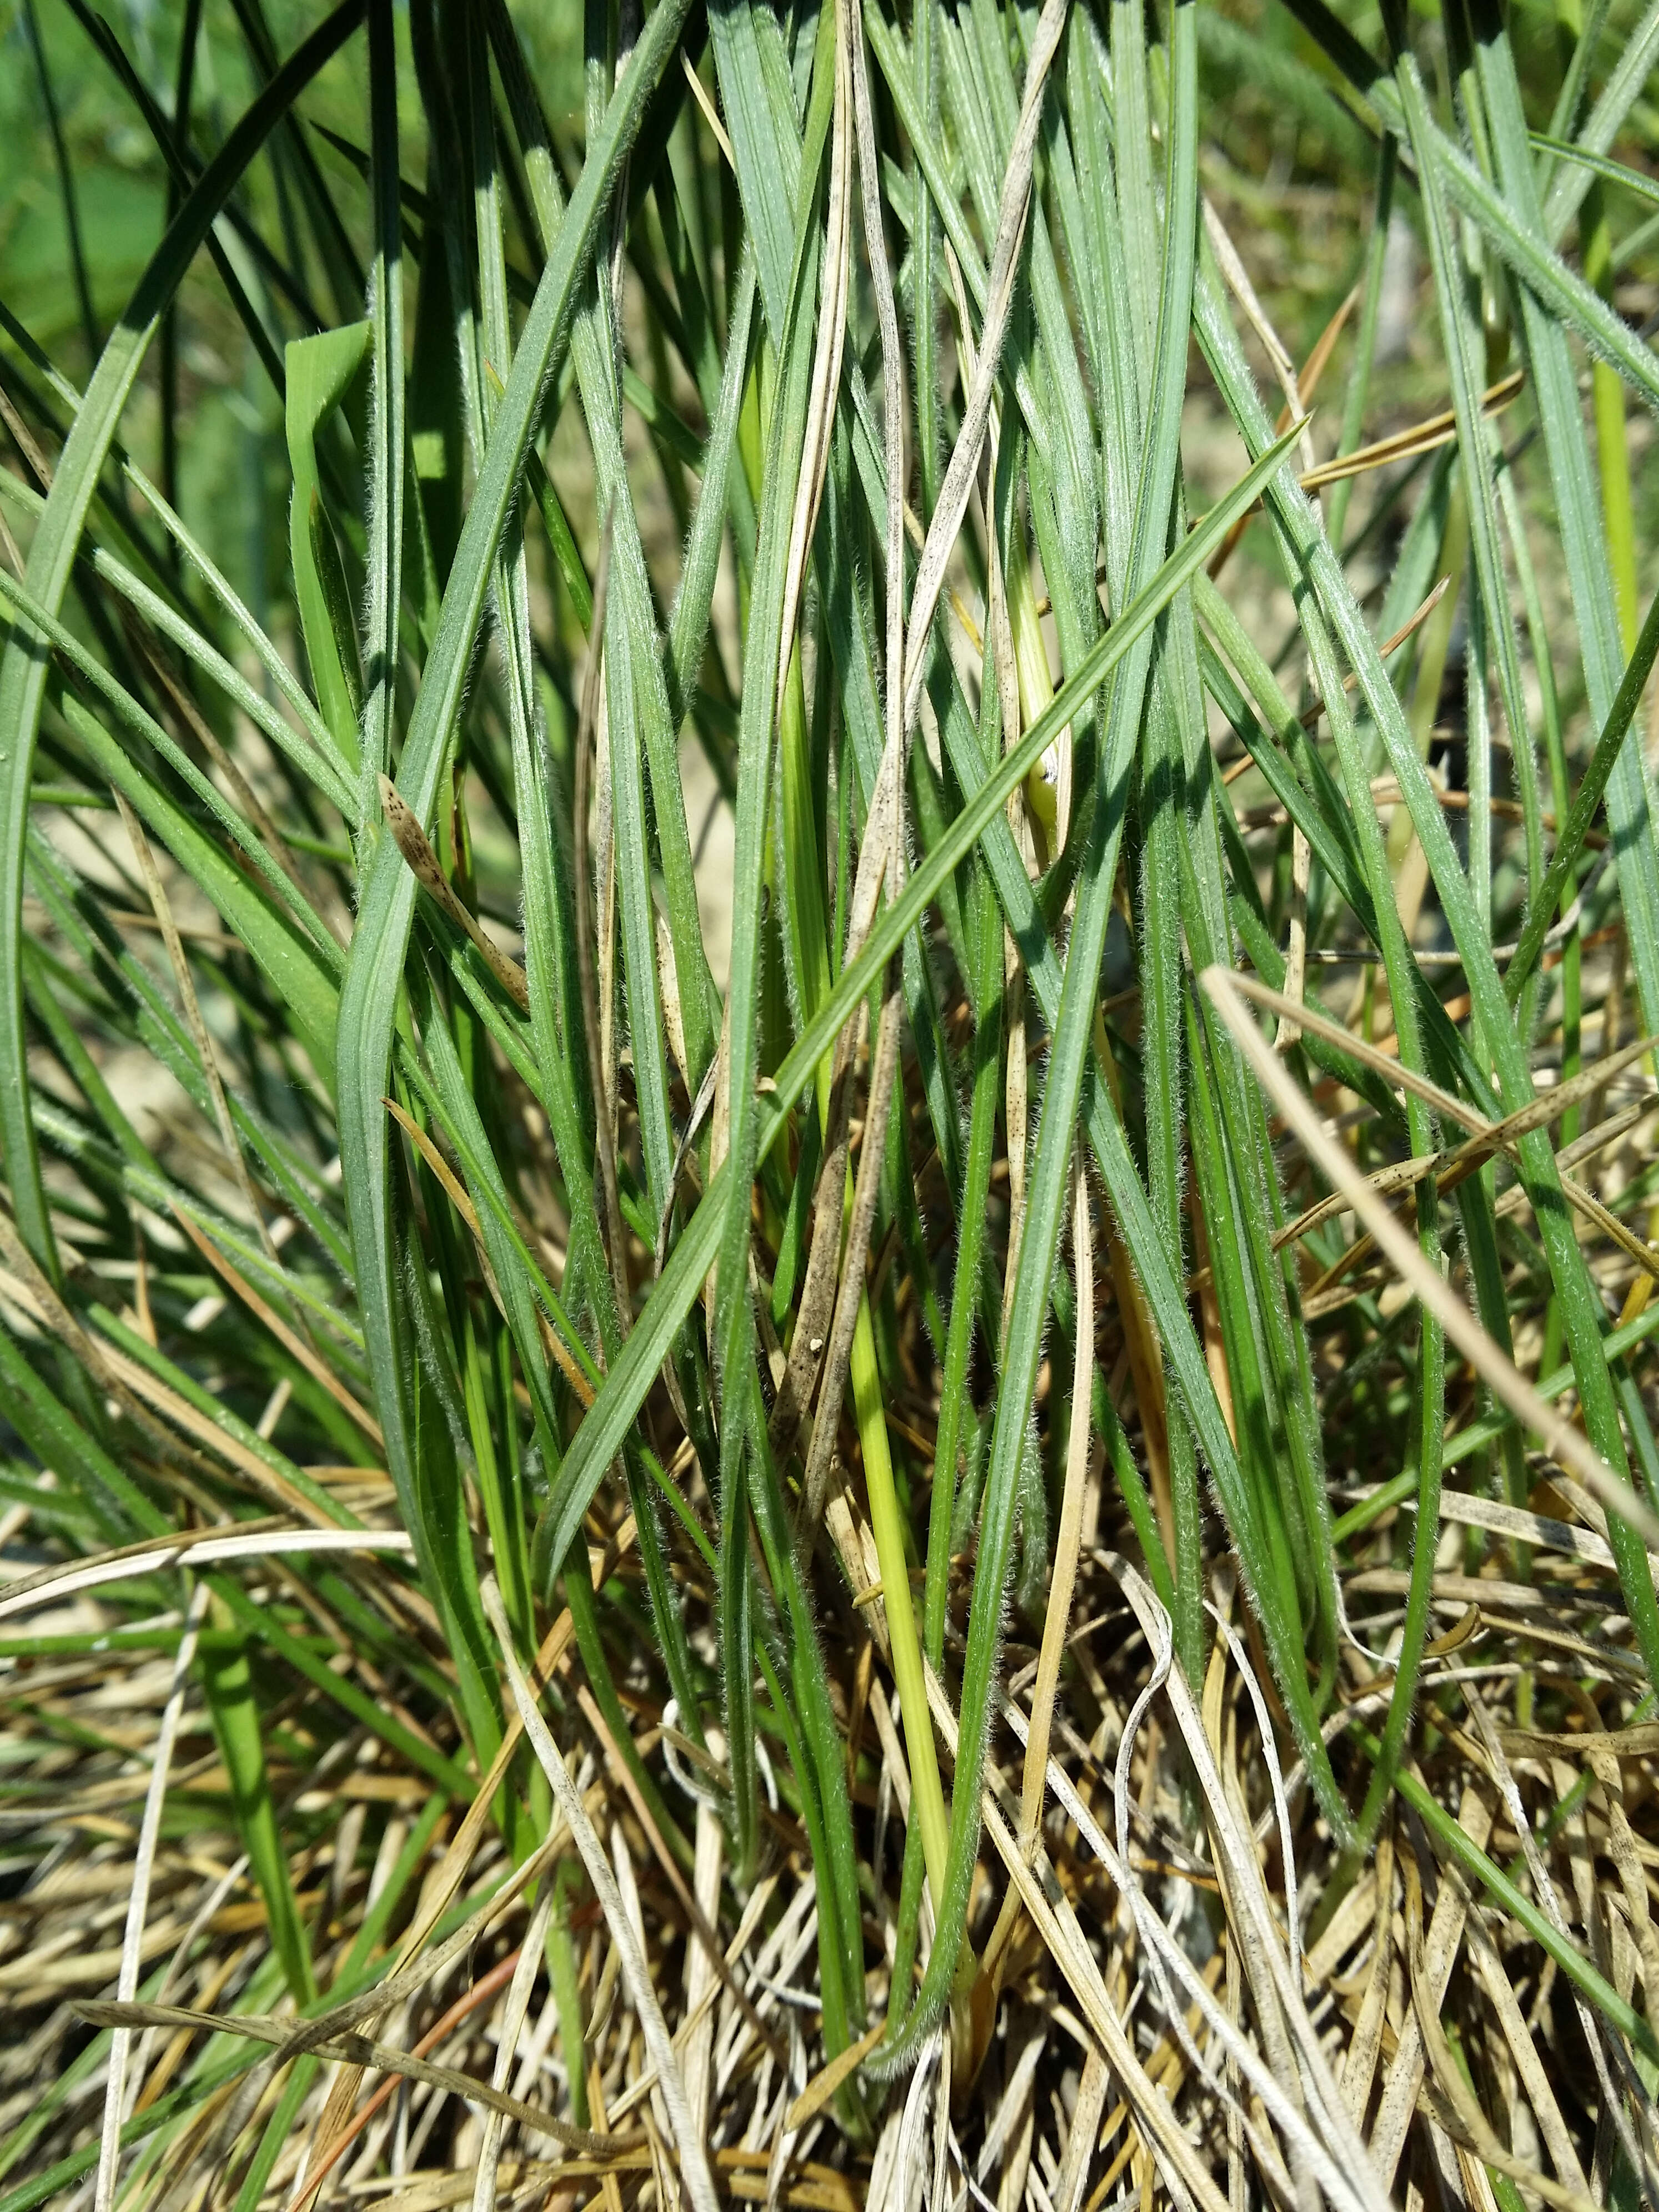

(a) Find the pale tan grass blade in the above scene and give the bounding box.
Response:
[481,1578,720,2212]
[470,1887,555,2212]
[82,1993,630,2155]
[899,0,1067,732]
[571,520,631,1333]
[1338,1831,1395,2130]
[1203,198,1316,478]
[93,1579,212,2212]
[1464,1695,1657,2193]
[113,789,292,1300]
[1463,1899,1592,2197]
[1401,1850,1602,2212]
[1204,966,1659,1547]
[800,986,902,1531]
[169,1205,385,1444]
[379,772,529,1011]
[0,1525,414,1624]
[775,6,852,739]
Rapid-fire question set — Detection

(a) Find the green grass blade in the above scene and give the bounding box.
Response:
[1198,164,1659,1698]
[52,691,340,1081]
[536,417,1304,1580]
[1537,0,1659,242]
[1473,17,1659,1045]
[1531,133,1659,214]
[285,323,371,778]
[882,0,1216,2061]
[0,569,342,971]
[0,0,366,1278]
[333,0,692,1676]
[198,1610,318,2004]
[0,471,355,815]
[363,0,405,817]
[1507,578,1659,1005]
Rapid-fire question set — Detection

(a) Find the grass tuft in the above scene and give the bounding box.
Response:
[2,0,1658,2204]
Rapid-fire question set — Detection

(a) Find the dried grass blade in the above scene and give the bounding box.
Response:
[93,1580,211,2212]
[470,1890,555,2212]
[1401,1850,1601,2212]
[481,1578,720,2212]
[899,0,1067,730]
[379,775,528,1011]
[799,988,903,1535]
[0,1527,414,1625]
[1204,966,1659,1548]
[169,1207,383,1447]
[1296,371,1526,488]
[775,0,851,735]
[571,518,631,1334]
